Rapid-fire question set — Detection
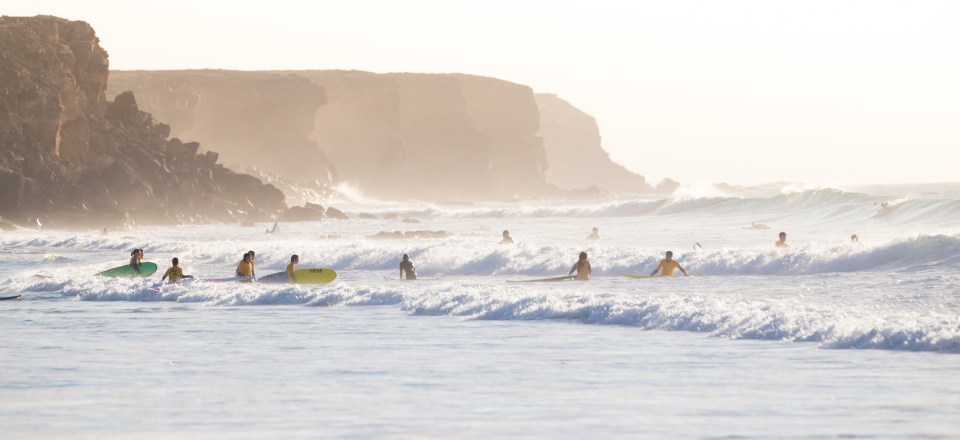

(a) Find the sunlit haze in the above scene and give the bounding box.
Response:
[8,0,959,186]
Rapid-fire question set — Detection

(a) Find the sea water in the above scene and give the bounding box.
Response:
[1,185,959,438]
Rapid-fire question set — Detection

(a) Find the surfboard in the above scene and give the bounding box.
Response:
[97,262,158,278]
[200,276,253,283]
[622,274,657,279]
[258,268,338,285]
[507,275,576,283]
[0,294,22,301]
[622,274,703,279]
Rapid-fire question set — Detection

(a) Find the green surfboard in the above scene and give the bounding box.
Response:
[507,275,576,283]
[97,262,158,278]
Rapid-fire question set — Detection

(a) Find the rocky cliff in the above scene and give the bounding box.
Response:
[0,16,285,227]
[298,70,553,200]
[107,70,337,186]
[535,94,678,194]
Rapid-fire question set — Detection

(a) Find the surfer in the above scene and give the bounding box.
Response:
[851,234,859,244]
[775,232,788,248]
[247,250,257,277]
[266,221,279,234]
[129,249,143,274]
[650,251,687,277]
[286,255,299,283]
[160,258,193,283]
[399,254,417,280]
[568,252,592,280]
[693,242,703,252]
[587,227,600,240]
[236,252,254,281]
[500,230,514,244]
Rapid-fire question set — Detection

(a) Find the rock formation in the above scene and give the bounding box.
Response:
[107,70,337,185]
[535,93,678,194]
[0,16,285,227]
[105,70,676,201]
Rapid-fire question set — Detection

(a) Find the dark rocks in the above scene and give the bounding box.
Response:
[324,207,348,220]
[279,203,349,222]
[0,16,287,227]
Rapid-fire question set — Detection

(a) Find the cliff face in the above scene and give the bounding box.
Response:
[107,70,337,185]
[301,70,552,200]
[0,16,285,227]
[535,94,677,194]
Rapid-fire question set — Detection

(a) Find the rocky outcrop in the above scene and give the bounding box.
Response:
[536,93,677,194]
[107,70,337,185]
[0,16,285,227]
[298,70,554,200]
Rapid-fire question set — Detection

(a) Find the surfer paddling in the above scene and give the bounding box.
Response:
[160,257,193,284]
[650,251,687,277]
[568,252,592,280]
[399,254,417,280]
[775,232,788,248]
[500,230,514,244]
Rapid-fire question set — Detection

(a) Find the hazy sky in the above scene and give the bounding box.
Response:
[8,1,960,186]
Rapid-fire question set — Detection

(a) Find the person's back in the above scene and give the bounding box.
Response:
[162,257,191,283]
[129,249,142,274]
[569,252,592,280]
[399,254,417,280]
[286,254,299,283]
[236,253,253,279]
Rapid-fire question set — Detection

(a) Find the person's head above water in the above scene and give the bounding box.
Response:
[851,234,859,242]
[291,254,299,263]
[172,257,179,266]
[502,230,510,237]
[665,251,674,260]
[402,254,409,261]
[579,251,588,260]
[242,252,250,262]
[247,250,255,259]
[779,232,787,241]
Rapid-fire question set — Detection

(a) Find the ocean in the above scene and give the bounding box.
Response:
[1,185,959,438]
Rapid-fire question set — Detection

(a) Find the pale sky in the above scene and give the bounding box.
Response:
[8,0,960,186]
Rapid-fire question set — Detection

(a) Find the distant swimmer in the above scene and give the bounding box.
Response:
[851,234,859,244]
[743,223,770,230]
[160,257,193,284]
[266,221,279,234]
[693,242,703,252]
[129,248,144,274]
[399,254,417,280]
[650,251,687,277]
[236,252,254,281]
[101,228,108,236]
[500,230,514,244]
[775,232,788,248]
[287,254,299,283]
[587,227,600,240]
[568,251,592,280]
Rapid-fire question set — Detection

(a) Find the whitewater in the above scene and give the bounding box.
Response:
[2,185,959,438]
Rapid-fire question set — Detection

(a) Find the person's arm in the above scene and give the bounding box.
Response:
[569,263,577,276]
[679,264,688,276]
[587,262,592,276]
[650,261,661,276]
[161,271,168,282]
[400,264,404,279]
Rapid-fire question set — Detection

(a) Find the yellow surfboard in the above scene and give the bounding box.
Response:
[258,268,337,285]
